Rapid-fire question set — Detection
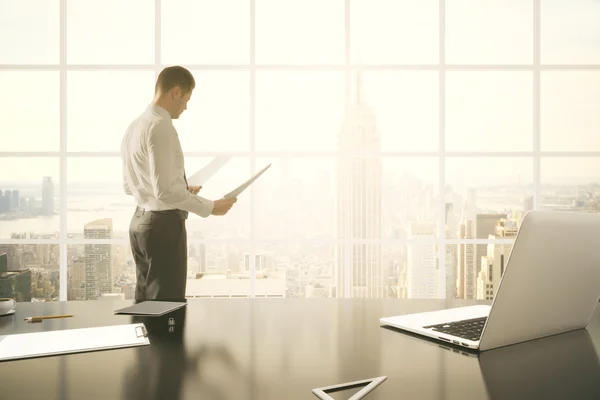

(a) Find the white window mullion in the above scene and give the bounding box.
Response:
[249,0,256,298]
[343,0,351,299]
[2,64,599,72]
[155,0,161,67]
[438,0,447,299]
[533,0,541,210]
[0,152,62,157]
[59,0,68,301]
[6,150,600,159]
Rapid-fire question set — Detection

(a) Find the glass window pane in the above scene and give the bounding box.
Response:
[254,243,335,298]
[184,157,251,239]
[256,72,344,151]
[351,0,438,64]
[445,156,530,291]
[342,242,441,299]
[186,243,252,298]
[0,0,59,64]
[446,72,533,152]
[0,72,59,151]
[0,244,59,301]
[69,244,258,300]
[446,156,529,301]
[447,242,513,301]
[541,0,600,64]
[446,158,533,217]
[382,158,439,240]
[176,71,250,152]
[67,0,154,64]
[162,0,249,64]
[541,72,600,151]
[67,242,132,301]
[67,71,155,151]
[67,158,131,240]
[388,244,441,299]
[446,0,533,64]
[354,71,438,152]
[255,157,335,240]
[541,158,600,213]
[255,0,344,64]
[0,158,60,239]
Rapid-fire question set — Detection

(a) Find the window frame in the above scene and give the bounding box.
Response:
[0,0,599,301]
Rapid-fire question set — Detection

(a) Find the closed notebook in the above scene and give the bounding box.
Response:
[114,301,187,316]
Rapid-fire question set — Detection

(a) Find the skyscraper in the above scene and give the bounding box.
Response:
[11,190,19,211]
[335,73,383,298]
[445,202,458,298]
[198,243,207,273]
[42,177,54,216]
[244,253,273,273]
[407,222,437,298]
[0,190,8,213]
[475,213,506,276]
[476,241,513,300]
[457,202,475,299]
[84,218,113,300]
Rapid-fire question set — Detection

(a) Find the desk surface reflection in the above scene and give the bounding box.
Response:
[1,299,599,400]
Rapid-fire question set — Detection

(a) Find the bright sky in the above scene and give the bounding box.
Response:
[0,0,599,185]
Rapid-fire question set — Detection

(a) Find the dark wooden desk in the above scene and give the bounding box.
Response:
[1,299,600,400]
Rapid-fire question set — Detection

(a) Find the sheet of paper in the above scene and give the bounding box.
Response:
[0,323,150,362]
[224,163,272,199]
[186,155,232,187]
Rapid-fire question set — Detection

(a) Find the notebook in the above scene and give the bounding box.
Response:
[0,323,149,362]
[114,301,187,316]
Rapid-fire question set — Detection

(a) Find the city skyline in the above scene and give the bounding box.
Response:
[1,181,597,302]
[2,0,599,302]
[0,169,598,236]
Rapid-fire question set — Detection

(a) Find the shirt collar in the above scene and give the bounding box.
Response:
[147,104,172,120]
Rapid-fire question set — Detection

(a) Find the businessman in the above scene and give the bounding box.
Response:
[121,66,237,301]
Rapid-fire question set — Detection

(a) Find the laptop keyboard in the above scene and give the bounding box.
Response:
[423,317,487,341]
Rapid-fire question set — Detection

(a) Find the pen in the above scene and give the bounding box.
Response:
[24,314,73,323]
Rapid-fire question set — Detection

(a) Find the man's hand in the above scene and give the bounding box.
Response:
[211,198,237,216]
[188,186,202,195]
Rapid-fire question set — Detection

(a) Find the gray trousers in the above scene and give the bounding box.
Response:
[129,206,188,301]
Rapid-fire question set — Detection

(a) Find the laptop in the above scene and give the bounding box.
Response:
[380,210,600,351]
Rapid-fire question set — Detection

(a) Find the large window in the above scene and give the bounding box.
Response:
[1,0,598,301]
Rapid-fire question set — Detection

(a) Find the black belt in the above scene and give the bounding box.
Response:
[136,206,188,220]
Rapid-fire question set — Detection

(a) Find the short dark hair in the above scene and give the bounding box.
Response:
[155,66,195,95]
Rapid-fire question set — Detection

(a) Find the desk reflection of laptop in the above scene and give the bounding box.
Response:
[383,325,600,399]
[480,329,600,399]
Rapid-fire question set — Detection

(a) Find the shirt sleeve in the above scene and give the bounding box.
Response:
[147,121,215,217]
[120,134,133,196]
[122,160,133,196]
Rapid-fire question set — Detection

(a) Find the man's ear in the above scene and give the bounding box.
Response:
[171,86,181,99]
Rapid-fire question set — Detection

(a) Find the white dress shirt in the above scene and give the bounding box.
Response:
[121,104,214,217]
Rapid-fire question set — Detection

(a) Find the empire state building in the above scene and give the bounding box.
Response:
[335,74,383,298]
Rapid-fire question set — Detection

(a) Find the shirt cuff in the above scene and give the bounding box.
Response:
[197,199,214,218]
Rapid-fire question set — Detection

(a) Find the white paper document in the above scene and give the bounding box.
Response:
[224,163,272,199]
[186,155,232,187]
[0,323,150,362]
